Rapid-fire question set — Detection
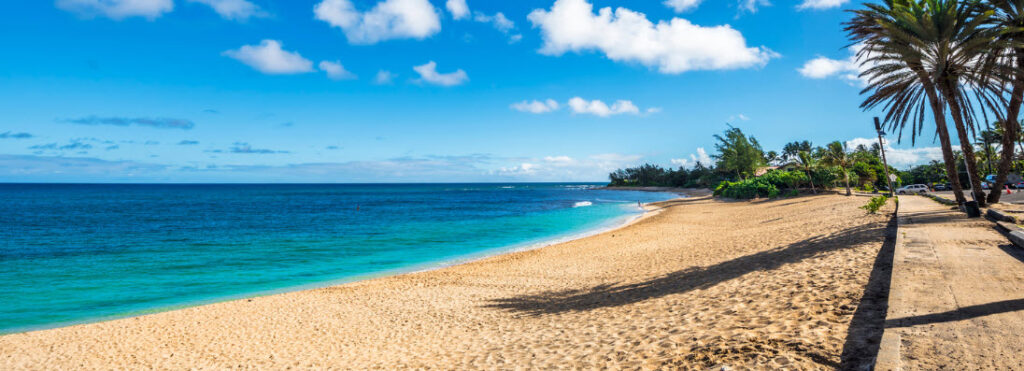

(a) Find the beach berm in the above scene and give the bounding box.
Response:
[1,194,892,369]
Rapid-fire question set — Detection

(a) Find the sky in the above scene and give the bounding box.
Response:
[0,0,951,183]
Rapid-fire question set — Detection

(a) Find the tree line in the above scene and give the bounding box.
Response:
[608,127,899,199]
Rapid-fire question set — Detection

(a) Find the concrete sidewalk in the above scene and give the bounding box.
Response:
[876,195,1024,370]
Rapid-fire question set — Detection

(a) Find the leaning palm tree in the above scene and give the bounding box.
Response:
[796,151,819,194]
[823,141,855,196]
[845,0,997,207]
[982,0,1024,203]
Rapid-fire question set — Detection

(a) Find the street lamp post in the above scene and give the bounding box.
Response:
[874,117,895,197]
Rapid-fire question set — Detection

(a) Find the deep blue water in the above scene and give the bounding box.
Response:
[0,183,675,333]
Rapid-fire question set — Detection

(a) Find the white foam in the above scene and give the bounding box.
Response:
[573,201,593,207]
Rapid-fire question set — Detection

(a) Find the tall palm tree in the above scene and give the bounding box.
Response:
[984,0,1024,203]
[796,151,819,194]
[823,141,855,196]
[846,0,968,206]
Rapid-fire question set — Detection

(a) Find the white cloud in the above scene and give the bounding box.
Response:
[544,155,575,163]
[222,40,314,74]
[664,0,702,12]
[845,137,944,167]
[446,0,469,20]
[474,11,514,33]
[528,0,777,74]
[798,44,867,85]
[413,61,469,86]
[374,70,396,84]
[739,0,772,13]
[729,113,750,121]
[511,99,560,114]
[797,0,848,10]
[509,34,523,43]
[319,60,357,80]
[314,0,441,45]
[673,148,713,168]
[187,0,266,21]
[56,0,174,20]
[568,97,642,117]
[694,148,712,166]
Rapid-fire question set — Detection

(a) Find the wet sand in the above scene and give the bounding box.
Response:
[1,194,893,369]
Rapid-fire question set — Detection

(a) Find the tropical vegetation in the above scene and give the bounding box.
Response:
[612,0,1024,207]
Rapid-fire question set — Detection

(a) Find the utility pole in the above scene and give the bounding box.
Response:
[875,117,895,197]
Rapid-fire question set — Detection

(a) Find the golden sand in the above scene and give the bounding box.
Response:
[1,194,893,369]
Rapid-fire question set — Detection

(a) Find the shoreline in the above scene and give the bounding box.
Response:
[1,194,890,369]
[1,190,685,335]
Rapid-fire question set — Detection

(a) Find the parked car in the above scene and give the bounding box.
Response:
[1014,181,1024,189]
[933,183,950,191]
[897,184,930,195]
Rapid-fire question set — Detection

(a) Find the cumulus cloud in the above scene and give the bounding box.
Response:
[223,40,314,75]
[314,0,441,45]
[187,0,266,21]
[511,99,560,114]
[319,60,357,80]
[568,97,643,117]
[798,45,867,85]
[474,12,514,33]
[664,0,702,12]
[62,116,195,130]
[797,0,848,10]
[374,70,396,84]
[0,131,33,139]
[413,61,468,86]
[56,0,173,20]
[845,137,943,167]
[670,148,713,168]
[446,0,469,19]
[527,0,777,74]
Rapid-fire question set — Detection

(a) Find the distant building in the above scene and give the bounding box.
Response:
[755,162,800,177]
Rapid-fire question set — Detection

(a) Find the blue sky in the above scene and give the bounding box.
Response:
[0,0,946,182]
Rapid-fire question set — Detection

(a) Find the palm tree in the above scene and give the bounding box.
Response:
[984,0,1024,203]
[796,151,819,194]
[823,141,855,196]
[846,0,993,207]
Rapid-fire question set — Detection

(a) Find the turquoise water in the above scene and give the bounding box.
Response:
[0,183,676,333]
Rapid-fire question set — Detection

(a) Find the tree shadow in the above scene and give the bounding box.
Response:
[839,214,898,369]
[884,298,1024,328]
[484,216,891,316]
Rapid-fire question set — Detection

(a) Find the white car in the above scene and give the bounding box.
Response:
[897,184,929,195]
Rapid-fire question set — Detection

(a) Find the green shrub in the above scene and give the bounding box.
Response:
[715,178,779,199]
[785,189,799,197]
[714,181,733,196]
[861,195,890,214]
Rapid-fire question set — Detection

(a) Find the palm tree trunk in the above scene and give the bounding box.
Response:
[915,71,966,206]
[988,54,1024,204]
[942,82,987,207]
[844,171,851,196]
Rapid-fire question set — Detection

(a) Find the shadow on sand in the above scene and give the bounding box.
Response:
[484,213,892,317]
[839,214,898,369]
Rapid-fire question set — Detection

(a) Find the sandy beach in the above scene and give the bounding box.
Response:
[1,194,894,369]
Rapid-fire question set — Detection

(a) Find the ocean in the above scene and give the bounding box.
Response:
[0,183,676,333]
